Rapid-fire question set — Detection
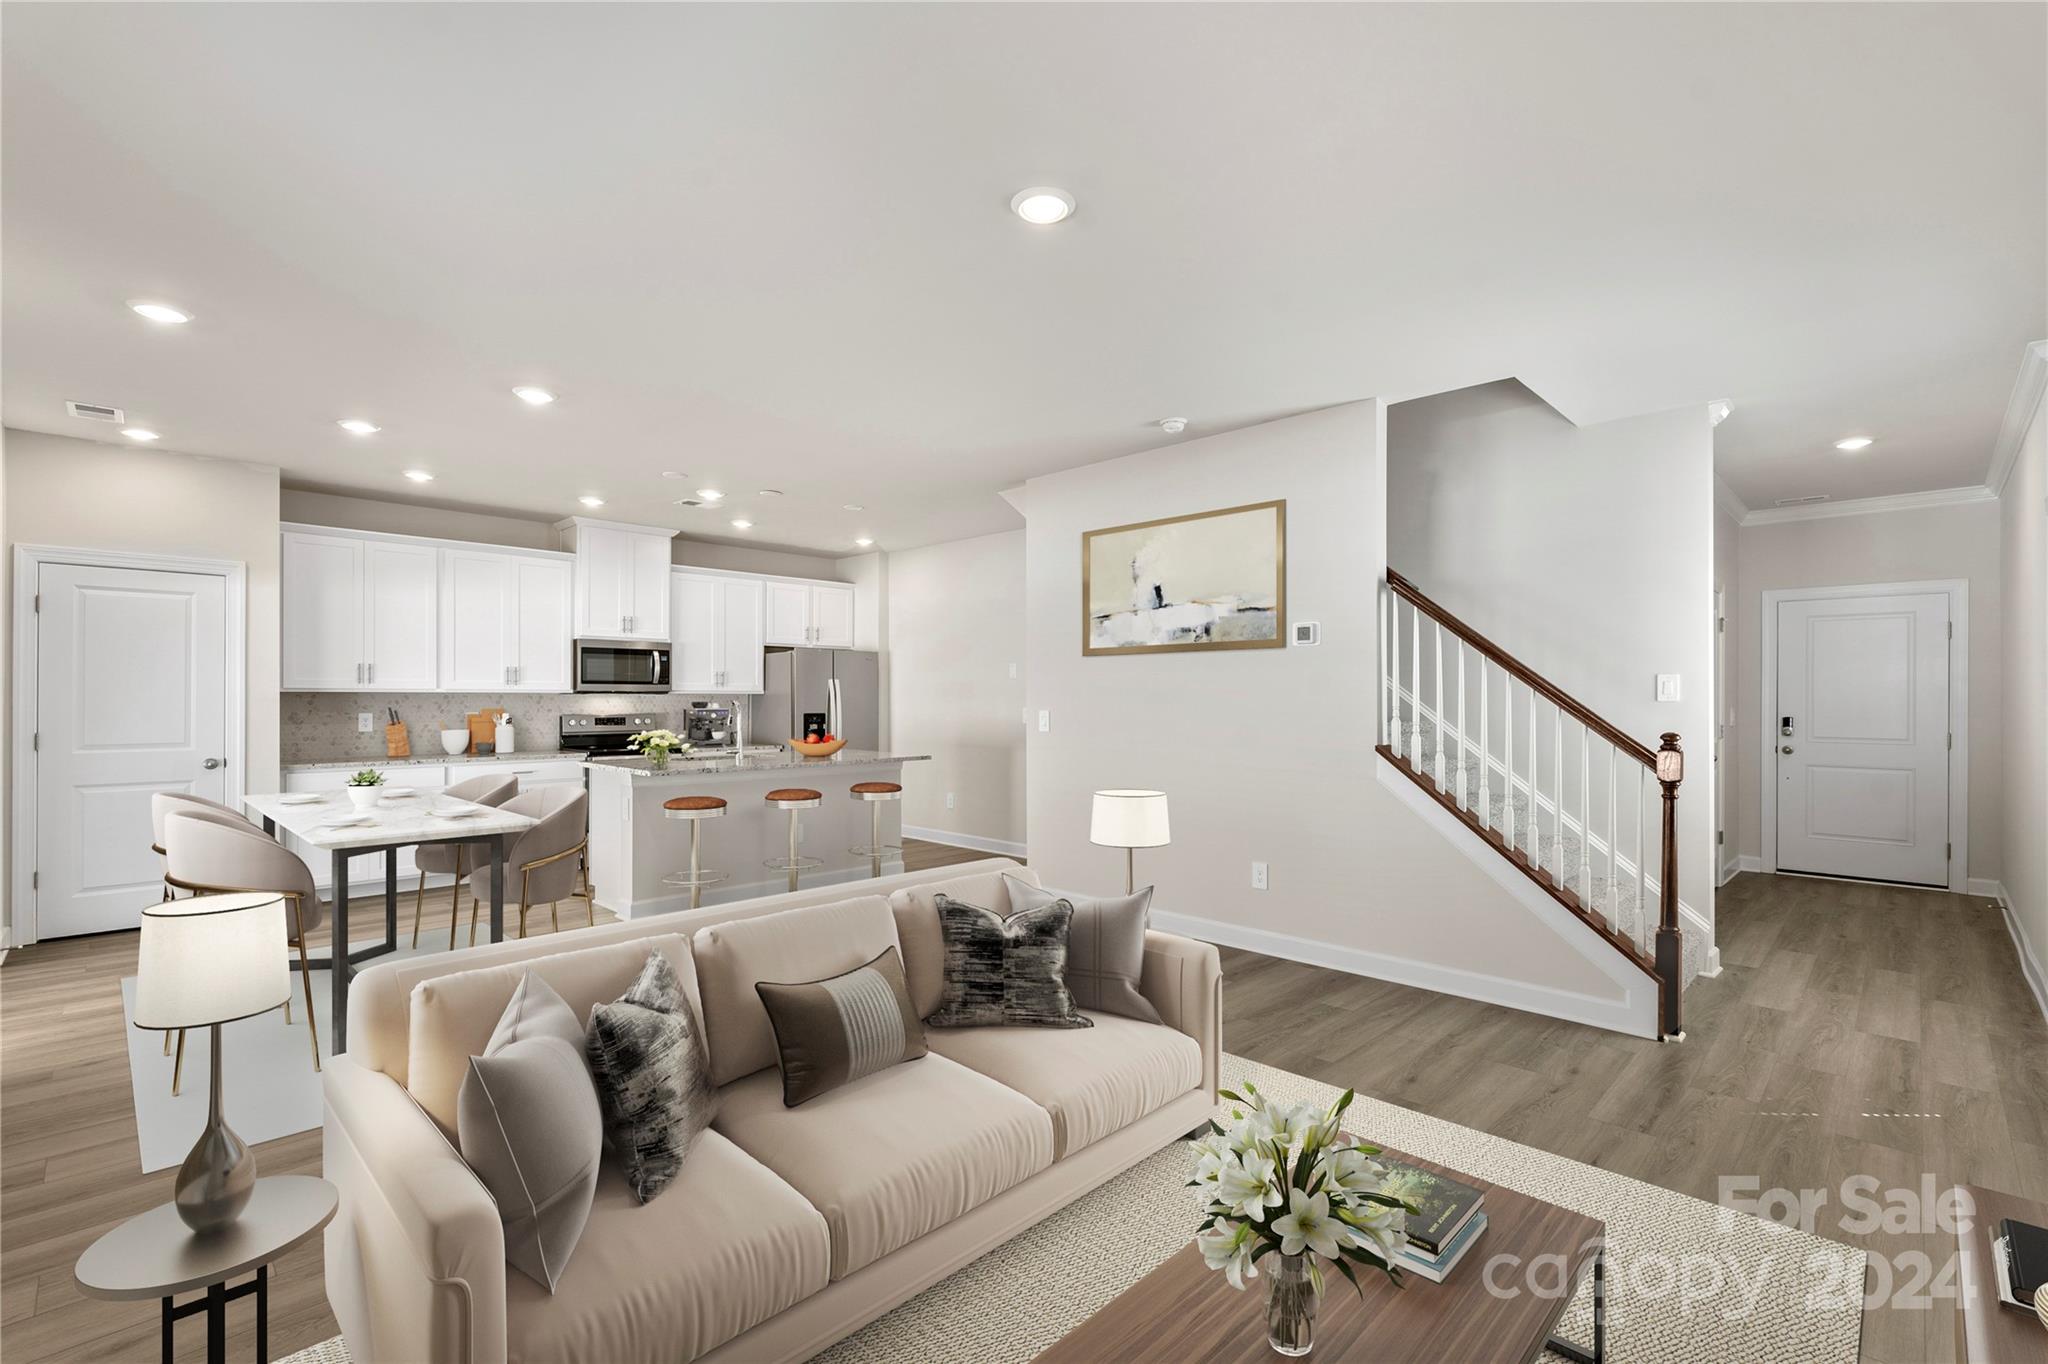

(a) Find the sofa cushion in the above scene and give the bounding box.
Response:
[586,952,720,1203]
[408,935,695,1134]
[714,1052,1053,1279]
[691,896,897,1087]
[756,947,927,1106]
[928,896,1090,1030]
[1005,874,1163,1024]
[887,866,1043,1018]
[503,1131,830,1364]
[927,1012,1203,1159]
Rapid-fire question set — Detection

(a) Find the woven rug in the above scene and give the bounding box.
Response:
[284,1055,1863,1363]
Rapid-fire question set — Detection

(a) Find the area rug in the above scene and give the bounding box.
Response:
[282,1056,1864,1363]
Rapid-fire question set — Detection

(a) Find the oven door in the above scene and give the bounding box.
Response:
[573,639,672,693]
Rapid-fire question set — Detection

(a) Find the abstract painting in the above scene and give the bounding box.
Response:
[1082,499,1286,655]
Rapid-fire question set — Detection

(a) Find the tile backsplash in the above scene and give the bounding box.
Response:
[282,692,746,764]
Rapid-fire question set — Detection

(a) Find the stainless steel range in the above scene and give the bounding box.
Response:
[558,712,664,756]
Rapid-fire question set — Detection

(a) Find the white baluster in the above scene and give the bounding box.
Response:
[1478,663,1490,829]
[1410,603,1421,772]
[1551,707,1564,889]
[1635,765,1648,952]
[1528,689,1540,870]
[1432,623,1445,791]
[1606,743,1618,926]
[1579,724,1591,905]
[1388,595,1402,759]
[1455,643,1467,811]
[1501,675,1513,852]
[1380,588,1391,751]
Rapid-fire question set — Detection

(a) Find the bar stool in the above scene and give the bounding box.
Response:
[662,795,730,909]
[764,788,824,893]
[848,781,904,878]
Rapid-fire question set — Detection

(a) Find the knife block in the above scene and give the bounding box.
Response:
[384,723,411,759]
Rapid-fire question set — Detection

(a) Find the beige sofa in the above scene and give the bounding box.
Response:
[323,858,1222,1364]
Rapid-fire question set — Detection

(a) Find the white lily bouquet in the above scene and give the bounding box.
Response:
[627,728,689,768]
[1190,1083,1411,1355]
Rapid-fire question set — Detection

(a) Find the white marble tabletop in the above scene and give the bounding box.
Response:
[242,789,535,850]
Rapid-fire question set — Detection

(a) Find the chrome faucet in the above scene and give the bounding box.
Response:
[733,695,748,763]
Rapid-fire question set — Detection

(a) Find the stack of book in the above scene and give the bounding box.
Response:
[1374,1160,1488,1283]
[1990,1217,2046,1317]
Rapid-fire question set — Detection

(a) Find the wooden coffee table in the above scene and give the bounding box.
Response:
[1952,1184,2048,1362]
[1035,1148,1605,1364]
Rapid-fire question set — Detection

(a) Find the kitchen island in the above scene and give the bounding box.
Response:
[584,749,930,915]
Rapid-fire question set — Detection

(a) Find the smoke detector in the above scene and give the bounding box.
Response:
[1157,417,1188,435]
[66,400,125,423]
[672,498,707,507]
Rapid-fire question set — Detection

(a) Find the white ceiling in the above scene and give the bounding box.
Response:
[4,3,2042,549]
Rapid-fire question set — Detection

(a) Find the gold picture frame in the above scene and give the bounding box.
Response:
[1081,499,1287,656]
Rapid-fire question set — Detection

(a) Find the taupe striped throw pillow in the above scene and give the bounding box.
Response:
[927,894,1092,1030]
[755,947,927,1106]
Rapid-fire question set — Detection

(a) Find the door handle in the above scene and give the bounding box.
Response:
[1780,746,1795,755]
[203,758,223,770]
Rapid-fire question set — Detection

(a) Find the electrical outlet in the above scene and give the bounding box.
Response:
[1037,710,1051,733]
[357,711,374,733]
[1656,674,1682,702]
[1251,861,1269,891]
[945,792,956,811]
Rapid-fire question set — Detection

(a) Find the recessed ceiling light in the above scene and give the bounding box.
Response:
[121,427,160,441]
[758,489,784,497]
[512,386,556,406]
[842,503,864,512]
[1834,437,1874,452]
[661,471,687,480]
[403,469,435,483]
[854,537,874,548]
[579,495,605,508]
[696,488,724,502]
[1157,416,1188,435]
[730,519,753,531]
[1706,401,1732,427]
[337,419,381,435]
[1010,187,1075,225]
[128,301,191,325]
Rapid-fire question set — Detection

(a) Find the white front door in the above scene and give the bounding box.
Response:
[1775,591,1950,886]
[34,562,229,938]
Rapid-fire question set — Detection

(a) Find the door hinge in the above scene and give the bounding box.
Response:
[31,871,37,890]
[32,593,40,614]
[31,732,38,752]
[1947,842,1953,860]
[1948,622,1954,639]
[1717,830,1725,845]
[1717,616,1725,633]
[1948,732,1954,750]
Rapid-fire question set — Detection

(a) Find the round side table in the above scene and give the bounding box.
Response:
[75,1174,337,1364]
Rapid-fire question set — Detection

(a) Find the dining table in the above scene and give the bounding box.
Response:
[240,789,536,1052]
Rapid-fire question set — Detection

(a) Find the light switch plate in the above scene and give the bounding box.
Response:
[1656,674,1682,702]
[1251,861,1269,891]
[1037,710,1050,733]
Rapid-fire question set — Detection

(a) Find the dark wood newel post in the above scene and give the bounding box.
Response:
[1654,733,1685,1039]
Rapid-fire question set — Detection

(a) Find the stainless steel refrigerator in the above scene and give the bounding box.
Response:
[760,648,880,749]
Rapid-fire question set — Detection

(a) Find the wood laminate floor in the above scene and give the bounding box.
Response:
[3,857,2041,1362]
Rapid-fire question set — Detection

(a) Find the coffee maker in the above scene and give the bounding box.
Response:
[684,701,736,750]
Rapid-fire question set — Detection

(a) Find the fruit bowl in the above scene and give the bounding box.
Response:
[787,736,847,758]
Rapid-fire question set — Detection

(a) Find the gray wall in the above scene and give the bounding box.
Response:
[2000,388,2046,994]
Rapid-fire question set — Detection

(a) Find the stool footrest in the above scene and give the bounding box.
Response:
[763,855,826,872]
[661,869,731,889]
[848,843,904,858]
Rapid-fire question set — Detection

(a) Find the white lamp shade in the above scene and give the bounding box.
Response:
[1091,790,1171,849]
[134,891,291,1030]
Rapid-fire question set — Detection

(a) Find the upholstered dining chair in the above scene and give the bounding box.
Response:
[148,792,273,1081]
[160,807,325,1087]
[462,787,589,940]
[410,773,519,951]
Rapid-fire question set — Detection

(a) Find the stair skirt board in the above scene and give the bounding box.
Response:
[1382,702,1714,982]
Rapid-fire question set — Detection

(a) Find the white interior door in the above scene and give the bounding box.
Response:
[34,562,228,938]
[1775,591,1950,886]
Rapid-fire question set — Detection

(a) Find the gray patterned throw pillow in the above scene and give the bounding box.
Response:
[1003,874,1162,1024]
[585,951,719,1203]
[927,894,1092,1029]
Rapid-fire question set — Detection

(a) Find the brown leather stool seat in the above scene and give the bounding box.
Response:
[664,795,728,813]
[661,794,729,908]
[765,788,822,804]
[849,781,903,795]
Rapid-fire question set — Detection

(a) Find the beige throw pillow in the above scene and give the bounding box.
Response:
[1003,874,1162,1024]
[456,974,603,1293]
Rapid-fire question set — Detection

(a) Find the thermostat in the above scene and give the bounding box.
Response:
[1292,621,1320,646]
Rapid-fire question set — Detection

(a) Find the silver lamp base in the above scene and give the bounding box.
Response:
[174,1024,255,1233]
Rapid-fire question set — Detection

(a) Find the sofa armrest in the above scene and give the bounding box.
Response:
[1139,930,1223,1099]
[323,1055,507,1364]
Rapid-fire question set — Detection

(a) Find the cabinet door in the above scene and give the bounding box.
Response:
[718,576,766,692]
[440,550,514,690]
[282,532,365,689]
[575,525,630,637]
[809,583,855,649]
[509,557,573,691]
[625,533,673,640]
[363,542,439,690]
[669,572,720,692]
[764,580,811,646]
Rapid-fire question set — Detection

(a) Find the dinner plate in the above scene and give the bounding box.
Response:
[278,793,325,805]
[434,807,486,819]
[323,814,373,828]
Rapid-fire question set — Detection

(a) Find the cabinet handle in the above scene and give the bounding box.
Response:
[367,662,374,684]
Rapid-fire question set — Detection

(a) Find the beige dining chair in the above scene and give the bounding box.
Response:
[409,773,519,951]
[462,787,590,940]
[161,807,325,1087]
[149,792,273,1079]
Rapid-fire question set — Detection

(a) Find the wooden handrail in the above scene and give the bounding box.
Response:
[1386,568,1659,770]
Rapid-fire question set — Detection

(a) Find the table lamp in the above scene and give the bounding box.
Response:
[135,892,290,1233]
[1090,790,1171,894]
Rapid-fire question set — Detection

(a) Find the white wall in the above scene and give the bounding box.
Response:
[1731,500,2003,879]
[1023,401,1646,1021]
[1714,494,1742,881]
[4,428,283,938]
[1387,380,1719,933]
[886,531,1025,851]
[1999,390,2046,1006]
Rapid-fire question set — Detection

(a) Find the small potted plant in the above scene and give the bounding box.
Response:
[345,768,387,809]
[627,729,689,770]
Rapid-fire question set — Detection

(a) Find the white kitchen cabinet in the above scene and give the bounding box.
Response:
[445,757,586,788]
[282,529,438,690]
[763,578,854,648]
[440,549,573,692]
[672,570,765,693]
[564,519,674,641]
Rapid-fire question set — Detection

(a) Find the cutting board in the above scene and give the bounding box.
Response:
[467,712,497,754]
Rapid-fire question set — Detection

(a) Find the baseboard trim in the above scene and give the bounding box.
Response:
[1983,880,2048,1027]
[1150,905,1657,1040]
[902,825,1028,859]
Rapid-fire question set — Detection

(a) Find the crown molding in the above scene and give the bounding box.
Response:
[1986,340,2048,495]
[1741,484,1996,527]
[1713,476,1750,524]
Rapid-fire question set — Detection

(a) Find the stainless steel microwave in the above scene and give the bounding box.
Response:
[572,638,672,693]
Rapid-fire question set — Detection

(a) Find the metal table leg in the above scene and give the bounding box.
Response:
[383,846,398,949]
[1545,1245,1604,1364]
[330,849,350,1052]
[158,1265,269,1364]
[488,834,506,943]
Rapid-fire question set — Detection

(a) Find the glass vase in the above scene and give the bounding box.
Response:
[1265,1253,1321,1356]
[647,751,670,770]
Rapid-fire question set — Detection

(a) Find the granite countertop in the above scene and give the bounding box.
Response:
[282,748,590,773]
[586,749,930,779]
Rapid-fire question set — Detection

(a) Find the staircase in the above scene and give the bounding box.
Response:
[1377,569,1689,1039]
